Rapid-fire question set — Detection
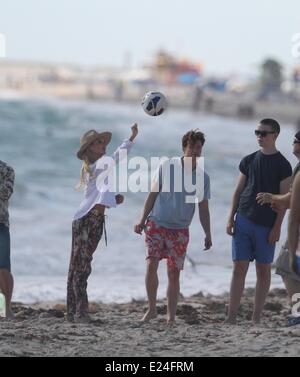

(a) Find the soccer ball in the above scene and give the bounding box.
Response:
[141,91,168,116]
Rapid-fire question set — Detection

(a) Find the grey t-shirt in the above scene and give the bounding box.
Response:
[148,158,210,229]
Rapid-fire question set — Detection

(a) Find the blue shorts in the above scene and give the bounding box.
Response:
[0,224,11,272]
[232,213,275,265]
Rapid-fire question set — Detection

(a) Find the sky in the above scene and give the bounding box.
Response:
[0,0,299,75]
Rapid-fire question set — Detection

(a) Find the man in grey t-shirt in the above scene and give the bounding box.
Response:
[134,130,212,325]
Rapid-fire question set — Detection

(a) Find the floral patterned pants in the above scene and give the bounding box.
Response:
[67,210,105,320]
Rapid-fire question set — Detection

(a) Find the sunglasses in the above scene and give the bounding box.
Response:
[293,139,300,145]
[255,130,275,137]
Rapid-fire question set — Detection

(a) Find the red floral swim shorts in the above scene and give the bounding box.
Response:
[145,220,189,271]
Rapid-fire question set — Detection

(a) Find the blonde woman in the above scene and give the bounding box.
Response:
[67,124,138,322]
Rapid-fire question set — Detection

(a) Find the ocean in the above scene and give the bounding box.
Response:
[0,96,297,303]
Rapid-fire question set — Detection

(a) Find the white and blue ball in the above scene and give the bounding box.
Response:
[141,91,168,116]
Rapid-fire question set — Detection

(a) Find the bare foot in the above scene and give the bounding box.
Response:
[224,317,237,325]
[6,309,15,320]
[141,310,157,323]
[74,314,92,324]
[166,319,175,327]
[252,318,261,326]
[66,314,75,323]
[252,313,261,325]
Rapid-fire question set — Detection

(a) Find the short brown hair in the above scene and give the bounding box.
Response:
[182,129,205,150]
[260,118,281,134]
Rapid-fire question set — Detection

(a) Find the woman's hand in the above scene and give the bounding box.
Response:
[256,192,273,205]
[130,123,138,142]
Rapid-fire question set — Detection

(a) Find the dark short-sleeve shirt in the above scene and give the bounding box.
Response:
[238,151,292,227]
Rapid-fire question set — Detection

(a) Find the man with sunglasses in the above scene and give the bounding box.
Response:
[256,132,300,212]
[226,119,292,325]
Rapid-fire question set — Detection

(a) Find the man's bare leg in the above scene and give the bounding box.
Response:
[141,258,159,322]
[226,261,250,324]
[252,263,271,325]
[0,269,14,319]
[167,267,180,325]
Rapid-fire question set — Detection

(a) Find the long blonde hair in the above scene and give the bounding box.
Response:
[76,155,92,191]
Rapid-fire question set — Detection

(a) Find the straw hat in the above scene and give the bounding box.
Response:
[77,130,112,160]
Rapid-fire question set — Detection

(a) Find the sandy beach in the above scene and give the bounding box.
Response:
[0,288,299,357]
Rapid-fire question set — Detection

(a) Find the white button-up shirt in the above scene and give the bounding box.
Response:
[74,139,133,220]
